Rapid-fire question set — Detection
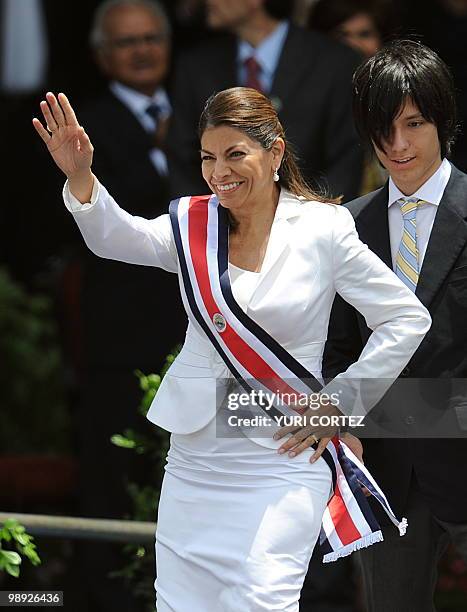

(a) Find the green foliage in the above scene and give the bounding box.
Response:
[110,348,180,611]
[0,519,41,578]
[0,267,70,453]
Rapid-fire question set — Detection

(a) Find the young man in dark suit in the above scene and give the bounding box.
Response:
[323,40,467,611]
[82,0,172,217]
[167,0,364,202]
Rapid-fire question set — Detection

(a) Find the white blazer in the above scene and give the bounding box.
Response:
[64,181,431,441]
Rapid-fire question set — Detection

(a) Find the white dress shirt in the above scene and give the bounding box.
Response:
[109,80,170,176]
[237,21,289,94]
[388,158,451,269]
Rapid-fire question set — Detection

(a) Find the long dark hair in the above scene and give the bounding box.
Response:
[352,39,458,157]
[198,87,338,203]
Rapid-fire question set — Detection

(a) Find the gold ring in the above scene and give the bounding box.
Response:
[311,434,319,444]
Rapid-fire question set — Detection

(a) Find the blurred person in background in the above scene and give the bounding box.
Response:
[404,0,467,172]
[1,0,101,284]
[167,0,364,203]
[308,0,399,195]
[308,0,385,58]
[82,0,172,214]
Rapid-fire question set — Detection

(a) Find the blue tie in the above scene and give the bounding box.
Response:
[395,197,422,292]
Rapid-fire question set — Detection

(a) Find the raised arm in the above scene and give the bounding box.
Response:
[324,206,431,414]
[33,92,94,203]
[33,93,177,272]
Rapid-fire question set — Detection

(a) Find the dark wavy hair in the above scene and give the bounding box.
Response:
[198,87,338,203]
[352,39,458,157]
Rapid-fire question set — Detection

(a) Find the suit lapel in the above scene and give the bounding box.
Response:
[248,192,300,305]
[256,216,292,278]
[356,185,393,270]
[416,166,467,307]
[270,25,318,113]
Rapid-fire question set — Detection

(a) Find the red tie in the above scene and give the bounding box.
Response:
[244,56,263,92]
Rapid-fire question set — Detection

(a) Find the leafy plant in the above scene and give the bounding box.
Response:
[0,267,70,453]
[0,519,41,578]
[110,349,179,611]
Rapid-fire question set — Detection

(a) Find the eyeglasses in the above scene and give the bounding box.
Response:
[106,33,168,50]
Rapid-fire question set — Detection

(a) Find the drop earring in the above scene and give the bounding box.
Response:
[273,168,280,182]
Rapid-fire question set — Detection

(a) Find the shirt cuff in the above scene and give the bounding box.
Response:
[63,176,99,212]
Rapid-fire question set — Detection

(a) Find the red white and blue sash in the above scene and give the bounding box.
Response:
[169,194,407,563]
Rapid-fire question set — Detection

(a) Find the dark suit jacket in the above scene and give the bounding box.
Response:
[76,89,186,369]
[78,89,171,218]
[323,164,467,523]
[167,25,364,202]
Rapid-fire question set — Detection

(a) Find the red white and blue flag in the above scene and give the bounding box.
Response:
[169,194,407,563]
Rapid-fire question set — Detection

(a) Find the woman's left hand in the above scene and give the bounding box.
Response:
[273,401,341,463]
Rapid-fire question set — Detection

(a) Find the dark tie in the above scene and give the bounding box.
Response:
[145,103,168,150]
[145,102,163,123]
[244,56,263,92]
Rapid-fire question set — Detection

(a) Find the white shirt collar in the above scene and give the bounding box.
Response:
[388,158,452,208]
[237,21,289,76]
[109,81,171,118]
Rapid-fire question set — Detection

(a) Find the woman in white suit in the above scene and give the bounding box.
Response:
[33,87,430,611]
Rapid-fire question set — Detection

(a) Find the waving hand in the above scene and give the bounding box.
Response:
[33,92,94,202]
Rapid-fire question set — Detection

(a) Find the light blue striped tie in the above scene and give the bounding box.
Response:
[395,197,421,292]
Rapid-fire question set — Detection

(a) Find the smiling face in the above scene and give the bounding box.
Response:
[373,99,442,195]
[96,4,170,96]
[200,125,284,213]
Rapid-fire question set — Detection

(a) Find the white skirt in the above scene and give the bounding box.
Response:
[155,416,332,612]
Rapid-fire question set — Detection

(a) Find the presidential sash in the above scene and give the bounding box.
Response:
[169,193,407,563]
